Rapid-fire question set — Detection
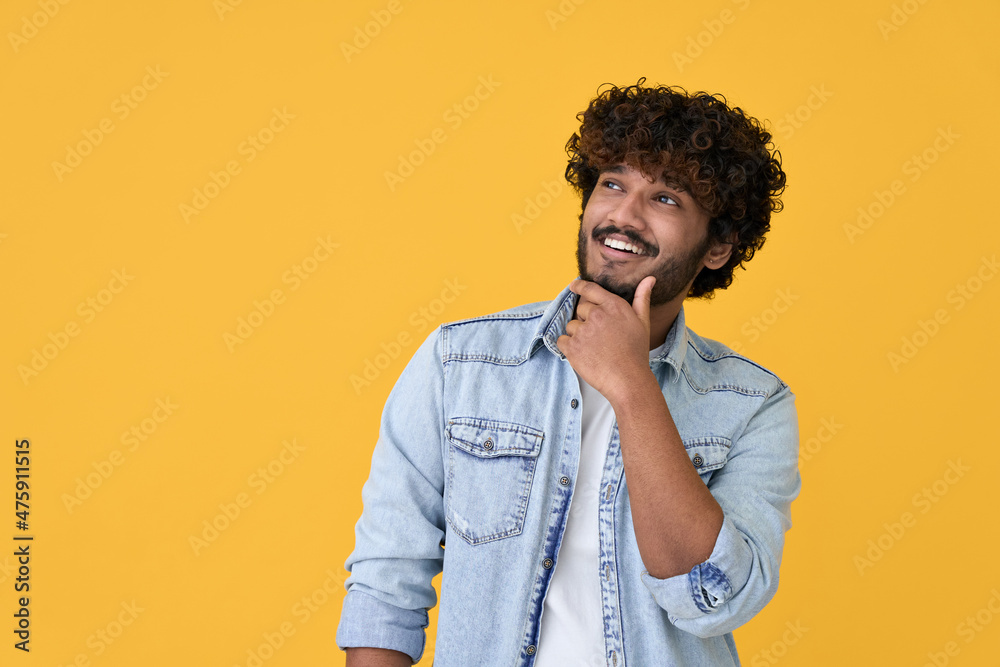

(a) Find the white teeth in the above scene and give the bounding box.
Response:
[604,238,641,255]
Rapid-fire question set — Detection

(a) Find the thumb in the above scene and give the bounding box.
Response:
[633,275,655,327]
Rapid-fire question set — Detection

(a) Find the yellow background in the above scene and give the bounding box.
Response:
[3,0,999,664]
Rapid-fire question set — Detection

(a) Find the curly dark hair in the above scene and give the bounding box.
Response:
[565,78,786,299]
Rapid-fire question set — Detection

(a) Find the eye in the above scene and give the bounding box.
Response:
[656,194,678,206]
[601,179,623,191]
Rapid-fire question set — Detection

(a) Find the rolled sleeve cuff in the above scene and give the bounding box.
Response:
[640,515,753,620]
[336,588,428,664]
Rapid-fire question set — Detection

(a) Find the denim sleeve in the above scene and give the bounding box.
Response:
[639,384,801,638]
[336,327,447,663]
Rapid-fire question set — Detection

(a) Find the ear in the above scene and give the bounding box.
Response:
[703,232,736,269]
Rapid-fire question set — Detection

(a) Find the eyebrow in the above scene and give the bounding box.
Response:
[602,165,688,192]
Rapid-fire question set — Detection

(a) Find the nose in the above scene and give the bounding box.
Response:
[609,189,649,232]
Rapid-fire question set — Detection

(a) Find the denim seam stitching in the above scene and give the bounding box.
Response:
[686,340,788,391]
[682,436,732,448]
[442,352,530,365]
[447,417,546,439]
[678,367,770,397]
[441,309,547,329]
[609,466,625,667]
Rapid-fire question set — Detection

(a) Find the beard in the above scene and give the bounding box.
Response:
[576,220,713,306]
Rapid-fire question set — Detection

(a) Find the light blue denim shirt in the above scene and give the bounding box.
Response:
[337,282,801,666]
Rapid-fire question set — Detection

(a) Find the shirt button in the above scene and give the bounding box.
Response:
[483,438,494,450]
[692,454,704,467]
[543,558,553,569]
[559,476,570,486]
[526,645,536,655]
[570,398,579,409]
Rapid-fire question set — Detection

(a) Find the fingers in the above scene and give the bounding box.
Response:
[555,332,576,358]
[569,279,610,304]
[631,275,656,327]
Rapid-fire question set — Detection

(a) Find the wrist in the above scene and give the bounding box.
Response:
[606,364,660,413]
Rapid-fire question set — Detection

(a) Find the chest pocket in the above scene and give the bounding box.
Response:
[445,417,544,546]
[684,436,732,484]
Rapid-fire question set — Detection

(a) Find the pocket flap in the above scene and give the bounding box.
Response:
[447,417,544,459]
[683,436,732,472]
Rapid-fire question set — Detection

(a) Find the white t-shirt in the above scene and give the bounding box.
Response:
[534,341,668,666]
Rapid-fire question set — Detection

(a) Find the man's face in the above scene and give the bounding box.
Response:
[576,163,715,306]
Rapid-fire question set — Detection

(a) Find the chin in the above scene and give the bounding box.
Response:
[591,274,638,305]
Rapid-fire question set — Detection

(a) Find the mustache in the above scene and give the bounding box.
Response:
[593,225,658,257]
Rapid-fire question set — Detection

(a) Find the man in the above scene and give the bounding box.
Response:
[338,79,799,666]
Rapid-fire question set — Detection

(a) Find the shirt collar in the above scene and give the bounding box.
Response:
[528,280,689,381]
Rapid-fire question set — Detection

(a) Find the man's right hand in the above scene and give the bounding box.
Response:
[345,647,413,667]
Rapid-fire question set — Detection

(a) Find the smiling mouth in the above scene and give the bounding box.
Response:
[602,237,644,255]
